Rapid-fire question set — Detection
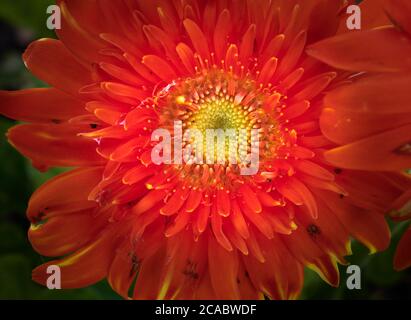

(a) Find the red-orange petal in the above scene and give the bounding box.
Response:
[384,0,411,36]
[208,234,240,299]
[394,227,411,271]
[324,124,411,171]
[239,185,262,214]
[0,88,85,123]
[320,107,411,145]
[56,0,105,63]
[324,73,411,114]
[7,123,104,170]
[307,26,411,72]
[32,225,120,289]
[28,211,105,257]
[320,192,390,253]
[27,167,103,222]
[23,39,92,96]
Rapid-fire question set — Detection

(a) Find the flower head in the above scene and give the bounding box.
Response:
[1,0,410,299]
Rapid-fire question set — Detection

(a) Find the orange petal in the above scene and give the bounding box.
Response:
[211,204,232,251]
[56,1,105,63]
[0,88,85,123]
[176,42,196,74]
[160,188,189,216]
[282,100,310,119]
[7,123,103,170]
[158,231,206,299]
[142,55,178,82]
[29,211,105,257]
[216,189,231,217]
[242,205,274,239]
[307,26,411,72]
[276,30,306,79]
[394,227,411,271]
[213,9,231,61]
[101,82,148,103]
[23,39,92,96]
[183,19,210,59]
[27,167,103,222]
[32,225,120,289]
[297,198,350,258]
[321,107,411,145]
[239,185,262,214]
[385,0,411,36]
[185,189,203,213]
[242,235,289,299]
[133,242,167,299]
[257,191,282,208]
[132,190,167,216]
[281,220,324,265]
[143,25,178,64]
[225,222,249,255]
[166,234,208,300]
[239,24,256,65]
[122,166,155,185]
[107,238,139,299]
[230,200,250,239]
[324,73,411,114]
[307,255,340,287]
[257,57,278,85]
[236,262,262,300]
[245,227,266,263]
[294,160,334,181]
[276,179,303,206]
[193,272,216,300]
[320,191,390,253]
[196,204,210,234]
[165,211,191,237]
[324,124,411,171]
[208,234,240,299]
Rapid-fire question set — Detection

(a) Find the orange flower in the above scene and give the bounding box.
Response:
[1,0,410,299]
[307,0,411,271]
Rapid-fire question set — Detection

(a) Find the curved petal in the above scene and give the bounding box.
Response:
[23,39,93,96]
[324,73,411,114]
[242,233,299,299]
[394,227,411,271]
[56,0,106,64]
[384,0,411,36]
[107,237,139,299]
[0,88,85,123]
[32,224,121,289]
[320,107,411,144]
[355,0,390,30]
[307,26,411,72]
[208,234,240,299]
[307,255,340,287]
[324,124,411,171]
[7,124,104,170]
[27,167,103,222]
[319,191,390,253]
[28,210,107,257]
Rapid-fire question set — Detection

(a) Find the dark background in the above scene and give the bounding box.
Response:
[0,0,410,300]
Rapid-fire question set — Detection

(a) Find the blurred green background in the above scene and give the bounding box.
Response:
[0,0,410,300]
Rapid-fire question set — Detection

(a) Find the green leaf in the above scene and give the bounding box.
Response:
[0,254,33,299]
[0,223,26,253]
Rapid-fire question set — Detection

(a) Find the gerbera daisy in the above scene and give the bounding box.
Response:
[0,0,410,299]
[307,0,411,271]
